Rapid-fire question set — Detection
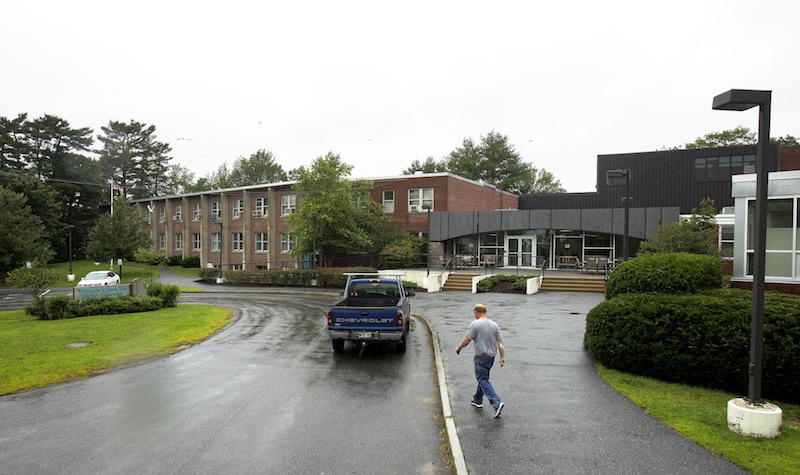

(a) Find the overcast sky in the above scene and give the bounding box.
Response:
[4,1,799,192]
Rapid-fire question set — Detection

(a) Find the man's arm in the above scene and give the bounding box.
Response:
[498,339,506,366]
[455,337,471,354]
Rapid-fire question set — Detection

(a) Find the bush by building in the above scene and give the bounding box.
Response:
[584,289,800,404]
[605,253,722,299]
[201,267,376,288]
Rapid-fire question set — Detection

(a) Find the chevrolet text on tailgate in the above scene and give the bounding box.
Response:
[327,273,415,353]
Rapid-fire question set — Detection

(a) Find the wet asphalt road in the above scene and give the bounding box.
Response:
[0,292,448,475]
[413,291,748,475]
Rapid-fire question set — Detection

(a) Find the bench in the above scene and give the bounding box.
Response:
[557,256,581,269]
[583,256,609,274]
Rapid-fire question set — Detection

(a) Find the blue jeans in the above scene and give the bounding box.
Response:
[472,357,502,410]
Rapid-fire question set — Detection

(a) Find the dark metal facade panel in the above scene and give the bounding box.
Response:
[500,210,530,230]
[551,209,581,231]
[446,211,475,237]
[629,208,647,239]
[581,208,613,234]
[478,211,503,233]
[530,209,551,229]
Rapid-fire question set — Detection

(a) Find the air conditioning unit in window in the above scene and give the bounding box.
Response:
[410,205,419,212]
[173,215,181,221]
[253,210,263,217]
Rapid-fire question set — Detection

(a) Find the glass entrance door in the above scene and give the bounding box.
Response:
[507,236,535,267]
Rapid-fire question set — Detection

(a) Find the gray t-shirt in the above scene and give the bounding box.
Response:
[466,317,502,357]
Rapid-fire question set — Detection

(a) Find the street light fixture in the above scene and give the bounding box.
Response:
[209,213,223,282]
[606,169,631,261]
[713,88,781,438]
[422,203,432,277]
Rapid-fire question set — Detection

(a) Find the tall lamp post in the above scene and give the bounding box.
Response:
[67,225,75,281]
[209,213,223,282]
[606,169,631,261]
[713,88,781,438]
[422,204,432,277]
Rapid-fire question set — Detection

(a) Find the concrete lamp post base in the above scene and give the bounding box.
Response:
[727,398,782,438]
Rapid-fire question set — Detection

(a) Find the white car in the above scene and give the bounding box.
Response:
[77,271,121,287]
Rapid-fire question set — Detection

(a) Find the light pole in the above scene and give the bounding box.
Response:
[422,203,432,277]
[606,169,631,261]
[713,88,781,438]
[67,225,75,280]
[713,89,771,404]
[209,213,223,282]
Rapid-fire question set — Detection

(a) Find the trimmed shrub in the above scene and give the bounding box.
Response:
[43,295,73,320]
[476,274,532,293]
[181,256,201,268]
[25,297,47,319]
[584,289,800,404]
[165,255,182,267]
[147,283,180,307]
[605,253,722,299]
[134,248,169,266]
[381,237,424,269]
[201,267,376,288]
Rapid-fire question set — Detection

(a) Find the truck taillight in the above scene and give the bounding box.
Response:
[327,309,333,326]
[396,310,404,327]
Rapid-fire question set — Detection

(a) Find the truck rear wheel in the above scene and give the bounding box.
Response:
[332,339,345,353]
[396,339,406,353]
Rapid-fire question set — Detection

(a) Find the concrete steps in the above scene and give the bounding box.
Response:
[540,276,606,293]
[442,273,477,291]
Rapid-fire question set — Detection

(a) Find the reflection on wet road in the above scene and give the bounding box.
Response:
[0,293,447,475]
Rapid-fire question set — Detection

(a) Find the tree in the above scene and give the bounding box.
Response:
[405,131,566,194]
[200,149,288,189]
[638,198,719,256]
[6,263,59,299]
[97,120,173,199]
[0,187,54,275]
[85,198,151,261]
[402,156,445,175]
[287,152,389,266]
[683,126,800,149]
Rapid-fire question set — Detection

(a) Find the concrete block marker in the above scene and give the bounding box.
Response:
[727,398,782,438]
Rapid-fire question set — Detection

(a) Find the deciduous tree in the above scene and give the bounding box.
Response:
[85,198,151,261]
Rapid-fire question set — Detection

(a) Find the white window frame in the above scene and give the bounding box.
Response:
[409,188,434,212]
[211,201,220,219]
[159,206,166,223]
[281,232,294,253]
[193,203,202,221]
[232,199,243,219]
[281,194,296,216]
[192,233,201,251]
[255,232,268,252]
[254,197,268,218]
[382,189,395,213]
[232,232,243,251]
[175,233,183,250]
[211,233,221,251]
[158,233,166,249]
[173,205,183,222]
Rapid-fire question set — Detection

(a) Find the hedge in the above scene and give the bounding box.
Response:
[476,274,532,293]
[25,283,181,320]
[605,253,722,299]
[200,267,376,289]
[584,289,800,404]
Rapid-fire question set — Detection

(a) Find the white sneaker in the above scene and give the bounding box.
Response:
[494,402,505,418]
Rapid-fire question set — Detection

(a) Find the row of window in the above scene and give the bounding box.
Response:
[146,188,434,224]
[694,154,756,182]
[157,232,295,253]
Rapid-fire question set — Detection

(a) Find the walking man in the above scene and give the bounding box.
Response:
[455,303,506,418]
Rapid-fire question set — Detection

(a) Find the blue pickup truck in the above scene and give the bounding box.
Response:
[326,273,415,353]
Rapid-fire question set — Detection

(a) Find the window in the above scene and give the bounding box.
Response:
[159,206,166,223]
[254,197,268,218]
[281,194,296,216]
[173,205,182,222]
[382,190,395,213]
[696,154,757,182]
[193,203,202,221]
[281,232,294,252]
[232,232,243,251]
[255,232,268,252]
[211,233,221,251]
[158,233,166,249]
[211,201,220,219]
[409,188,433,212]
[175,233,183,250]
[144,211,151,225]
[192,233,201,251]
[232,199,243,219]
[746,198,795,278]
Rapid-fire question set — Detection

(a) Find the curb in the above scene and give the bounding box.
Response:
[414,313,468,475]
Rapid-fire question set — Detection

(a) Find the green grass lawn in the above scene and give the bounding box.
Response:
[0,306,234,395]
[598,365,800,475]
